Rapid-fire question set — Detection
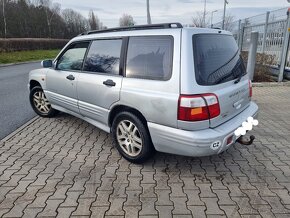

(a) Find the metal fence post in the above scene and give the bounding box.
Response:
[237,19,242,47]
[239,23,245,51]
[261,11,270,54]
[247,31,259,81]
[278,8,290,82]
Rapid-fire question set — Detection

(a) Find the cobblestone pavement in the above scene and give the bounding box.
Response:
[0,86,290,218]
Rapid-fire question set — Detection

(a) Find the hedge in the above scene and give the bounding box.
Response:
[0,38,69,52]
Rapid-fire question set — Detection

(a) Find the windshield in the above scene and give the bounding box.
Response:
[193,34,247,86]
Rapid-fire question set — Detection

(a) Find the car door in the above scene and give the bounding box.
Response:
[77,38,123,125]
[45,41,90,114]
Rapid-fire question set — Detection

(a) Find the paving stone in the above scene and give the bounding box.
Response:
[72,198,95,216]
[226,183,246,197]
[124,190,142,206]
[213,189,236,205]
[60,191,82,207]
[57,207,76,218]
[231,197,259,215]
[91,190,112,207]
[127,176,142,191]
[250,183,276,197]
[22,207,43,218]
[141,171,155,184]
[219,205,240,217]
[141,183,156,198]
[173,215,194,218]
[0,86,290,218]
[37,199,63,217]
[139,197,158,215]
[124,205,141,218]
[201,197,225,215]
[171,197,191,215]
[186,189,204,206]
[90,206,109,218]
[252,204,275,218]
[262,196,290,214]
[197,183,216,198]
[156,205,173,218]
[242,189,268,205]
[155,189,173,206]
[106,197,126,216]
[270,189,290,204]
[182,177,198,190]
[187,205,206,218]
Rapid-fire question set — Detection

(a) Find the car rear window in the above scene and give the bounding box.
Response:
[126,36,173,80]
[192,34,247,86]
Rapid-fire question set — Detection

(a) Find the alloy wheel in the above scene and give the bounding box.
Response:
[33,91,51,114]
[116,120,143,157]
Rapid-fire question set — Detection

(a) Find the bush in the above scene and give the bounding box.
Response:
[0,38,69,52]
[241,51,276,82]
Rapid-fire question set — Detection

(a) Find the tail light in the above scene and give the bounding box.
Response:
[249,80,252,98]
[178,94,220,122]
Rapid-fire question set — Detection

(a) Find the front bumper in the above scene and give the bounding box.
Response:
[148,102,259,157]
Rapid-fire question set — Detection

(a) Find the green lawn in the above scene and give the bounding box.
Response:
[0,50,60,64]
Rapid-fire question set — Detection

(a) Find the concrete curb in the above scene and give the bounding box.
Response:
[253,82,290,87]
[0,60,41,68]
[0,116,39,142]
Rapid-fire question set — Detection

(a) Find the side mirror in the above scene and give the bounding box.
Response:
[41,60,53,68]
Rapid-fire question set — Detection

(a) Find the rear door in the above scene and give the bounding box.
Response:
[192,34,251,127]
[77,38,123,125]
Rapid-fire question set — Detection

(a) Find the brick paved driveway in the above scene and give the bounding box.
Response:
[0,86,290,218]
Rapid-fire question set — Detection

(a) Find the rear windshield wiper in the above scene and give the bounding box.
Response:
[234,75,242,84]
[214,73,233,84]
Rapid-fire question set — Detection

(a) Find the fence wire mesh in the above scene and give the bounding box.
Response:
[213,7,290,68]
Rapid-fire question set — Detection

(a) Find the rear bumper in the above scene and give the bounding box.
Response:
[148,101,258,157]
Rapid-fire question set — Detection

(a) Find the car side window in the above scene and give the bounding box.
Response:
[126,36,173,80]
[57,42,89,71]
[83,39,122,75]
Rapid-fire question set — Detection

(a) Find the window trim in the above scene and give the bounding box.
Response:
[124,35,174,81]
[55,40,91,73]
[81,37,124,76]
[120,37,129,77]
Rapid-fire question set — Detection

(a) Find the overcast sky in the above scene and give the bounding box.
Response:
[57,0,290,27]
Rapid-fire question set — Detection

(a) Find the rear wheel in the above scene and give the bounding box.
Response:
[29,86,58,117]
[112,112,155,163]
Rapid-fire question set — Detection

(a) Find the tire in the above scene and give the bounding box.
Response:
[29,86,58,118]
[112,111,155,163]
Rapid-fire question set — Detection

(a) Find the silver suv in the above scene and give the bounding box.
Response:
[29,23,258,163]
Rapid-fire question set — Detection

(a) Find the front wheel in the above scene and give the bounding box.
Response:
[112,112,155,163]
[29,86,58,118]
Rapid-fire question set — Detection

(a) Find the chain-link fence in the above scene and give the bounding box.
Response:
[213,7,290,81]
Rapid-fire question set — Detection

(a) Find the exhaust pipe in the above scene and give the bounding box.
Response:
[237,135,255,145]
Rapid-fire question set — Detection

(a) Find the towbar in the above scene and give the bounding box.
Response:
[237,135,255,145]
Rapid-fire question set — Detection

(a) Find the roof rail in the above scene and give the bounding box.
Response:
[79,23,183,36]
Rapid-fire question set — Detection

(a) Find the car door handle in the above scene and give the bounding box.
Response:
[103,79,116,87]
[66,75,75,81]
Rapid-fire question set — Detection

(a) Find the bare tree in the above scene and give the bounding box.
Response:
[223,14,235,31]
[192,11,209,28]
[62,9,89,37]
[40,0,61,37]
[119,14,135,27]
[0,0,97,38]
[88,10,97,30]
[88,11,101,30]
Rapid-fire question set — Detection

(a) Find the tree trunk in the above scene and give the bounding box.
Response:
[2,0,7,38]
